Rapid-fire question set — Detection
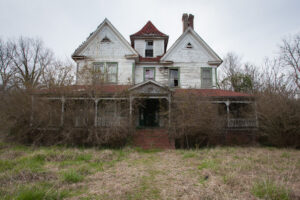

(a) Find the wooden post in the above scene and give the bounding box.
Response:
[168,95,171,127]
[61,97,65,127]
[254,101,258,127]
[129,96,133,126]
[226,100,230,127]
[94,99,99,127]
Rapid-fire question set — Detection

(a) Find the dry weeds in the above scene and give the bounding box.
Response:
[0,144,299,200]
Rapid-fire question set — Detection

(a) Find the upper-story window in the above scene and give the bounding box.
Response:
[169,68,179,87]
[93,62,117,84]
[145,40,153,57]
[144,67,155,81]
[201,68,212,88]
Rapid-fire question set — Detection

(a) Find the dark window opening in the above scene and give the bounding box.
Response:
[101,36,111,43]
[169,69,179,87]
[145,40,154,57]
[186,42,193,48]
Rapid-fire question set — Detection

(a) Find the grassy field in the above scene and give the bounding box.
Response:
[0,143,299,200]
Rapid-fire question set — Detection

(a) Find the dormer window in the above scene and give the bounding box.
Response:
[101,36,111,43]
[145,40,153,57]
[186,42,193,49]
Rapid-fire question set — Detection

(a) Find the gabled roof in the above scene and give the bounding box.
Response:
[129,80,170,92]
[161,27,222,65]
[130,21,169,51]
[130,21,168,37]
[72,18,138,59]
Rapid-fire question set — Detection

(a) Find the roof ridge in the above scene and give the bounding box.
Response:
[130,21,168,37]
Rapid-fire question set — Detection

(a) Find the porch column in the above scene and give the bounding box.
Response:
[94,99,99,127]
[168,94,171,127]
[225,100,230,127]
[129,96,133,126]
[254,101,259,127]
[61,97,65,126]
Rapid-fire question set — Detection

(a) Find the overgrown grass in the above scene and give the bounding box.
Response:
[251,180,290,200]
[62,169,84,183]
[0,143,298,200]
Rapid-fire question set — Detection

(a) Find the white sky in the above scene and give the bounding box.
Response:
[1,0,299,65]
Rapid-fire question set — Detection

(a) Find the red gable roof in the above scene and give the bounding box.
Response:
[131,21,168,37]
[175,89,253,98]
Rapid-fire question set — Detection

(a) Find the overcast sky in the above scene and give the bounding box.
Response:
[1,0,299,65]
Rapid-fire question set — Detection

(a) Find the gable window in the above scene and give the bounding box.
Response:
[145,40,153,57]
[186,42,193,49]
[144,67,155,81]
[201,68,212,88]
[93,62,117,84]
[101,36,111,43]
[169,68,179,87]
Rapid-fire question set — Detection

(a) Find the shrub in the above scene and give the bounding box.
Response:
[257,91,300,147]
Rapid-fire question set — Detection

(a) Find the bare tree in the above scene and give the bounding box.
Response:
[8,37,54,89]
[279,33,300,90]
[41,59,75,88]
[0,39,14,90]
[219,52,254,93]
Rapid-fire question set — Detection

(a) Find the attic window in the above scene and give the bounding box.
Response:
[145,40,153,57]
[186,42,193,49]
[101,36,111,43]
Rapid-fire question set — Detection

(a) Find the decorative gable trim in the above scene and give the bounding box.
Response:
[161,27,222,65]
[72,18,138,59]
[129,80,171,94]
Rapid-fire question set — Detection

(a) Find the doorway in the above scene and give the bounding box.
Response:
[139,99,159,127]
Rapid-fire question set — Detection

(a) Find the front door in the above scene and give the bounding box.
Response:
[139,99,159,127]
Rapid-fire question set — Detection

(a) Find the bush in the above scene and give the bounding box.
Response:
[257,90,300,147]
[170,92,224,148]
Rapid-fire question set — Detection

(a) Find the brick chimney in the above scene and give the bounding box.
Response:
[182,13,194,32]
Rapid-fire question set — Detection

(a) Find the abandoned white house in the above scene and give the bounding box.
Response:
[33,14,258,148]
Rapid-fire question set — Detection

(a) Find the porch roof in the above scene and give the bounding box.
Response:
[32,85,130,97]
[174,89,253,98]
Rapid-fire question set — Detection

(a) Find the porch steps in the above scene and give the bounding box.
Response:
[133,128,175,149]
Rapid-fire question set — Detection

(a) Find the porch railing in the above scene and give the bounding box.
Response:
[227,118,257,128]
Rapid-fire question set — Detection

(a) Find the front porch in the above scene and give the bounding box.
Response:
[31,81,258,148]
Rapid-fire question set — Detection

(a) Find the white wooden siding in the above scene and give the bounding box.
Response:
[134,39,164,57]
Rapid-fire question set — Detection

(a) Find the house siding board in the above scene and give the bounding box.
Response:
[81,25,132,58]
[163,33,214,63]
[153,40,164,57]
[134,39,145,57]
[134,39,164,58]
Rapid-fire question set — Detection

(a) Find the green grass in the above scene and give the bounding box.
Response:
[198,159,218,170]
[13,184,70,200]
[251,180,290,200]
[62,169,84,183]
[183,151,197,159]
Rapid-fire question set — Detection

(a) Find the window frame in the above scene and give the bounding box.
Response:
[201,67,213,89]
[145,40,154,57]
[143,67,156,81]
[169,67,180,88]
[93,62,118,84]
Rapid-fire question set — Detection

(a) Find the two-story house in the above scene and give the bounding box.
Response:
[34,14,257,148]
